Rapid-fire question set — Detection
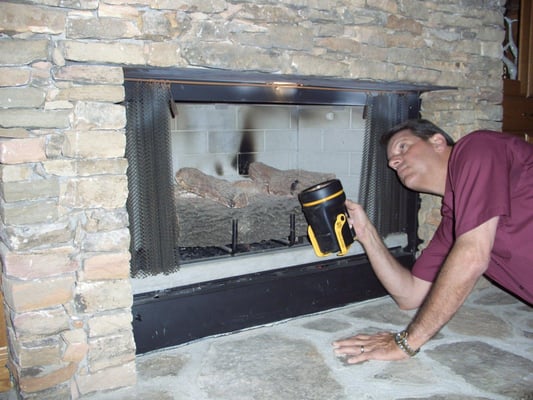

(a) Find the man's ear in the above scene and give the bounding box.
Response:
[429,133,448,152]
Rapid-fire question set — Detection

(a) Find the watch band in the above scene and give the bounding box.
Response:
[394,330,420,357]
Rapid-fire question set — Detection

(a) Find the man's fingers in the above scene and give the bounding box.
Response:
[333,345,368,356]
[332,334,373,346]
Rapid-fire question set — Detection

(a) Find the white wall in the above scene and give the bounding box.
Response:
[170,104,366,199]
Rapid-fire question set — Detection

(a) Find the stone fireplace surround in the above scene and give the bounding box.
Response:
[0,1,504,398]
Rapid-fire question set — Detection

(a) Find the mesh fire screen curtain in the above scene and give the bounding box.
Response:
[359,93,412,237]
[125,81,179,277]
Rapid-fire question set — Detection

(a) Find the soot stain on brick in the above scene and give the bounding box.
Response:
[231,111,256,175]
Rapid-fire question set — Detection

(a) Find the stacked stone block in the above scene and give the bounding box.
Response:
[0,0,505,398]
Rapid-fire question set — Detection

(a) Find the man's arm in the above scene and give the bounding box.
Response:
[404,215,498,349]
[333,215,498,363]
[345,200,431,309]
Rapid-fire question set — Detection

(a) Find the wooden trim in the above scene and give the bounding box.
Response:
[0,291,11,392]
[526,1,533,97]
[518,0,533,96]
[0,346,11,392]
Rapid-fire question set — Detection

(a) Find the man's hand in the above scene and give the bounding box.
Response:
[345,200,374,244]
[332,332,409,364]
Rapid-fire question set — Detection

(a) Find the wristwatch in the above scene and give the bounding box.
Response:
[394,330,420,357]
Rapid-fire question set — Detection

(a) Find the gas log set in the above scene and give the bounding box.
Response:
[174,162,333,260]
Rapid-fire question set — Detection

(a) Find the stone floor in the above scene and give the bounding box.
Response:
[3,280,533,400]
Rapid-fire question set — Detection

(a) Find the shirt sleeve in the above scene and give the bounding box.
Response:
[446,133,510,237]
[412,216,453,282]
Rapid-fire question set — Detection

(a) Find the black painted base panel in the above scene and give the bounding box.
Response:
[132,250,414,354]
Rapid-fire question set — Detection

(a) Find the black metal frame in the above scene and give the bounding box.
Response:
[124,67,450,354]
[124,68,452,106]
[132,249,414,354]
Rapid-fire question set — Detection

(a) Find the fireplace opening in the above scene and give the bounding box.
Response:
[171,102,364,262]
[123,68,447,353]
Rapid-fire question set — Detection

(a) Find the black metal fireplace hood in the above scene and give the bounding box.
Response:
[124,67,452,105]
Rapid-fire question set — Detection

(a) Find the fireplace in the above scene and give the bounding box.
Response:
[122,68,445,353]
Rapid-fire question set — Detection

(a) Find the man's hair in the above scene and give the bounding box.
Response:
[380,119,455,146]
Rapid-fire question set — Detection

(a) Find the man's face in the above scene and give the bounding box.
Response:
[386,129,439,192]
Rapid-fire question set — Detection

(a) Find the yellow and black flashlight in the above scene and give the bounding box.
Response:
[298,179,356,257]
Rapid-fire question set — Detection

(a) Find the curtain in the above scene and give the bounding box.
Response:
[358,93,411,237]
[125,81,179,277]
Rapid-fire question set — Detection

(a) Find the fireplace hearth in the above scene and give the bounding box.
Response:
[124,67,447,353]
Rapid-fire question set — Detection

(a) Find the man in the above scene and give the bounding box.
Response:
[332,119,533,363]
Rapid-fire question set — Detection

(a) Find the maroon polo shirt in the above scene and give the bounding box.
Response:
[413,130,533,304]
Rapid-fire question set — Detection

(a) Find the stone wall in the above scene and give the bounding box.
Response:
[0,0,505,398]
